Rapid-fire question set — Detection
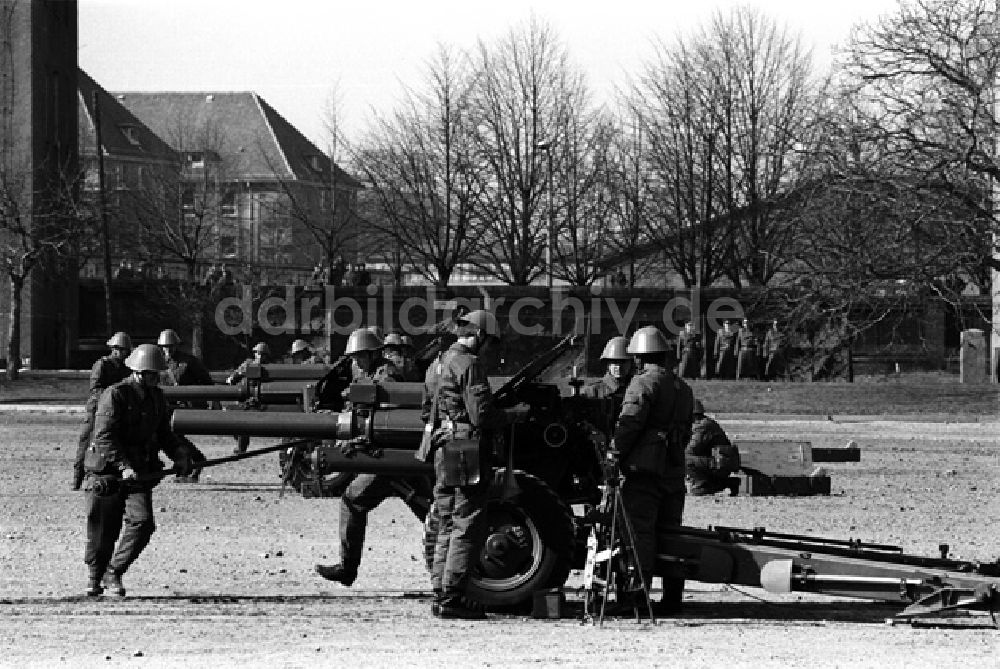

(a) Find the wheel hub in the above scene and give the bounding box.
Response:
[480,524,532,579]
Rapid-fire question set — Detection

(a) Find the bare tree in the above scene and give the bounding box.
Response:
[0,166,93,379]
[469,17,591,285]
[355,45,483,287]
[628,7,819,288]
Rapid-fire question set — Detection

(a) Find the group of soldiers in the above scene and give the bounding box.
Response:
[677,318,787,381]
[72,314,739,620]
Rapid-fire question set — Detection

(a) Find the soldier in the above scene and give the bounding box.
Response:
[735,318,759,380]
[419,309,504,619]
[763,319,787,381]
[382,332,422,381]
[714,320,738,379]
[685,400,741,496]
[315,327,432,589]
[81,344,193,597]
[613,325,694,616]
[227,342,271,454]
[676,321,702,380]
[73,332,133,490]
[587,336,633,433]
[157,329,210,481]
[289,339,320,364]
[226,342,271,385]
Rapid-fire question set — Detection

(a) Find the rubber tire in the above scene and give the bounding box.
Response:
[422,471,575,609]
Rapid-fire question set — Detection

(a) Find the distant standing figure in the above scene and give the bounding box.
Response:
[735,318,759,380]
[157,329,210,482]
[676,321,702,380]
[763,320,787,381]
[714,320,738,379]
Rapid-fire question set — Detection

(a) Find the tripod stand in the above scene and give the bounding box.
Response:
[582,456,655,625]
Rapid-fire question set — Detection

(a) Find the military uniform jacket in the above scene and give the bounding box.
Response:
[613,364,694,480]
[163,351,213,387]
[433,342,500,430]
[686,415,732,472]
[764,328,786,354]
[88,378,186,476]
[677,331,702,356]
[737,328,757,352]
[85,355,130,413]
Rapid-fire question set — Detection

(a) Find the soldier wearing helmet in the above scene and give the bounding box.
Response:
[290,338,322,365]
[226,342,273,454]
[156,329,210,481]
[685,400,741,497]
[316,327,430,590]
[81,344,193,597]
[381,332,421,381]
[613,325,694,616]
[73,332,134,490]
[420,308,505,619]
[714,320,738,379]
[227,342,272,385]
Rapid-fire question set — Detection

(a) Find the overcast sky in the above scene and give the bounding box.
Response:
[78,0,901,148]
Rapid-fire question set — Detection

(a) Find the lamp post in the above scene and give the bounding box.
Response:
[535,139,555,289]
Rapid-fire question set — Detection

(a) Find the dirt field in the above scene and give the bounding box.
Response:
[1,411,999,668]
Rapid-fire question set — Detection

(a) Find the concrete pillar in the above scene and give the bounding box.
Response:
[960,329,987,384]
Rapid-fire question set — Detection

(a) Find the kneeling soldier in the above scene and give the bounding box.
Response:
[82,344,192,597]
[685,400,741,496]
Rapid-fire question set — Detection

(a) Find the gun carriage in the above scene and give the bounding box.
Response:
[169,337,1000,619]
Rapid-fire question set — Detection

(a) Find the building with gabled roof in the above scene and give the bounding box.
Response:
[109,91,361,283]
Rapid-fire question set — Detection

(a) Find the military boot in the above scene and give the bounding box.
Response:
[438,596,486,620]
[86,575,104,597]
[314,563,357,586]
[102,572,126,597]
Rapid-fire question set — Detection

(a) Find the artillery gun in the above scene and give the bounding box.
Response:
[171,337,1000,620]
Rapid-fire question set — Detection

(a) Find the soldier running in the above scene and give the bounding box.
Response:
[73,332,133,490]
[314,328,432,587]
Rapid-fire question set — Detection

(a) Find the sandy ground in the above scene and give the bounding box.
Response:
[1,412,999,668]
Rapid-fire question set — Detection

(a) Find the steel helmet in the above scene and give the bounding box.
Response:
[106,332,132,349]
[290,339,312,355]
[457,309,498,336]
[157,329,182,346]
[400,334,414,349]
[627,326,669,354]
[383,332,405,347]
[252,342,271,355]
[345,328,382,355]
[366,326,384,342]
[600,336,630,361]
[693,399,705,415]
[125,343,168,372]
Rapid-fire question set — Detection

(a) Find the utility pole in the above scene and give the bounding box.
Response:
[91,91,114,335]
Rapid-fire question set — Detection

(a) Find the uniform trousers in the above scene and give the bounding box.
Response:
[621,472,686,592]
[430,476,487,598]
[84,480,156,579]
[339,473,431,574]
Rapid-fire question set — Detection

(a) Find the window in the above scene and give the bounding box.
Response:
[186,152,205,169]
[113,165,125,190]
[219,235,237,258]
[181,188,195,217]
[308,155,324,173]
[221,190,237,217]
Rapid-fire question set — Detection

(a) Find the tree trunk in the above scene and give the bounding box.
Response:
[6,275,24,381]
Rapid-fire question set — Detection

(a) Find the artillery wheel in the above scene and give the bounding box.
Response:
[422,471,574,608]
[277,445,353,497]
